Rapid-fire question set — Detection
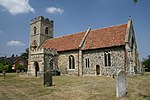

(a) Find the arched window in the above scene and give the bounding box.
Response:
[104,51,111,67]
[45,27,49,35]
[131,37,135,56]
[108,53,111,66]
[69,55,75,69]
[30,40,37,50]
[33,27,37,34]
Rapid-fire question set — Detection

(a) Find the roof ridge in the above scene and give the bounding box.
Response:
[90,23,127,32]
[42,31,86,47]
[46,31,86,42]
[45,23,127,42]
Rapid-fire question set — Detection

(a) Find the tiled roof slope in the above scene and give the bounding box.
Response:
[0,57,20,65]
[83,24,127,50]
[43,24,127,52]
[43,31,86,52]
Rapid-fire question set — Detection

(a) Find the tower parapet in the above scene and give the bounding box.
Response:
[30,16,53,25]
[30,48,58,55]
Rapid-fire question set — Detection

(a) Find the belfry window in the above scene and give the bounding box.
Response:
[85,58,90,68]
[69,55,75,69]
[33,27,37,34]
[45,27,49,35]
[104,51,111,67]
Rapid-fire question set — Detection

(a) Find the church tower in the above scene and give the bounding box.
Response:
[28,16,54,76]
[29,16,53,49]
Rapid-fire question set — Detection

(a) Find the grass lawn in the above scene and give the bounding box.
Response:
[0,73,150,100]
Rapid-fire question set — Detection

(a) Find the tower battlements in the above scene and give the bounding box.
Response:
[31,48,58,55]
[30,16,53,25]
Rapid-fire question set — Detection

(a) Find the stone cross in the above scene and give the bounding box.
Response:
[116,70,126,98]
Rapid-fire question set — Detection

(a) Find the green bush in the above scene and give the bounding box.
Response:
[16,64,25,72]
[142,55,150,72]
[0,63,10,72]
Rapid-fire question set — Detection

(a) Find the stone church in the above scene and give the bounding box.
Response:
[27,16,140,77]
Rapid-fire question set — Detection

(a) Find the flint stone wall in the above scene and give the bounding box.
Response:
[82,46,125,76]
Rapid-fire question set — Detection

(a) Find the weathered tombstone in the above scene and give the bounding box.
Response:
[116,70,126,98]
[141,67,144,75]
[2,70,6,79]
[44,70,52,87]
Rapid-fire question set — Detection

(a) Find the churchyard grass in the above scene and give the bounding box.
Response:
[0,72,150,100]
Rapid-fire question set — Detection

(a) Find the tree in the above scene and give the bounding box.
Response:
[0,63,3,72]
[11,54,15,57]
[0,59,12,72]
[142,55,150,72]
[21,48,29,60]
[16,64,25,72]
[133,0,138,4]
[0,63,10,72]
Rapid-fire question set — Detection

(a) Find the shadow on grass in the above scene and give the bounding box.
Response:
[138,93,150,99]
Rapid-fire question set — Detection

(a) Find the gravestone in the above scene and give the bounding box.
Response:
[2,70,6,79]
[116,70,126,98]
[44,70,52,87]
[141,67,144,75]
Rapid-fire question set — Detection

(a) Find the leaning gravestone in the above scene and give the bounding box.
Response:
[116,70,126,98]
[44,70,52,87]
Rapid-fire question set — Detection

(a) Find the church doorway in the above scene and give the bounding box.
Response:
[96,65,100,75]
[34,62,39,77]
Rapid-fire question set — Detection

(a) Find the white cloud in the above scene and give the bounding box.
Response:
[7,40,25,46]
[46,7,64,14]
[0,0,35,15]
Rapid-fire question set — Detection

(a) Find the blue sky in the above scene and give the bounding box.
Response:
[0,0,150,60]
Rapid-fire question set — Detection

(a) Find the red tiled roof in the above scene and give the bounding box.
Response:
[43,31,86,52]
[83,24,127,50]
[43,24,127,52]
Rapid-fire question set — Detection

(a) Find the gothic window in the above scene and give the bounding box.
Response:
[30,40,37,50]
[85,58,90,68]
[131,37,134,56]
[69,55,75,69]
[108,52,111,66]
[33,27,37,34]
[104,51,111,67]
[45,27,49,35]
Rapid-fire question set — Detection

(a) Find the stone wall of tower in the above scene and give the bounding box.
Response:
[30,16,53,48]
[28,16,54,76]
